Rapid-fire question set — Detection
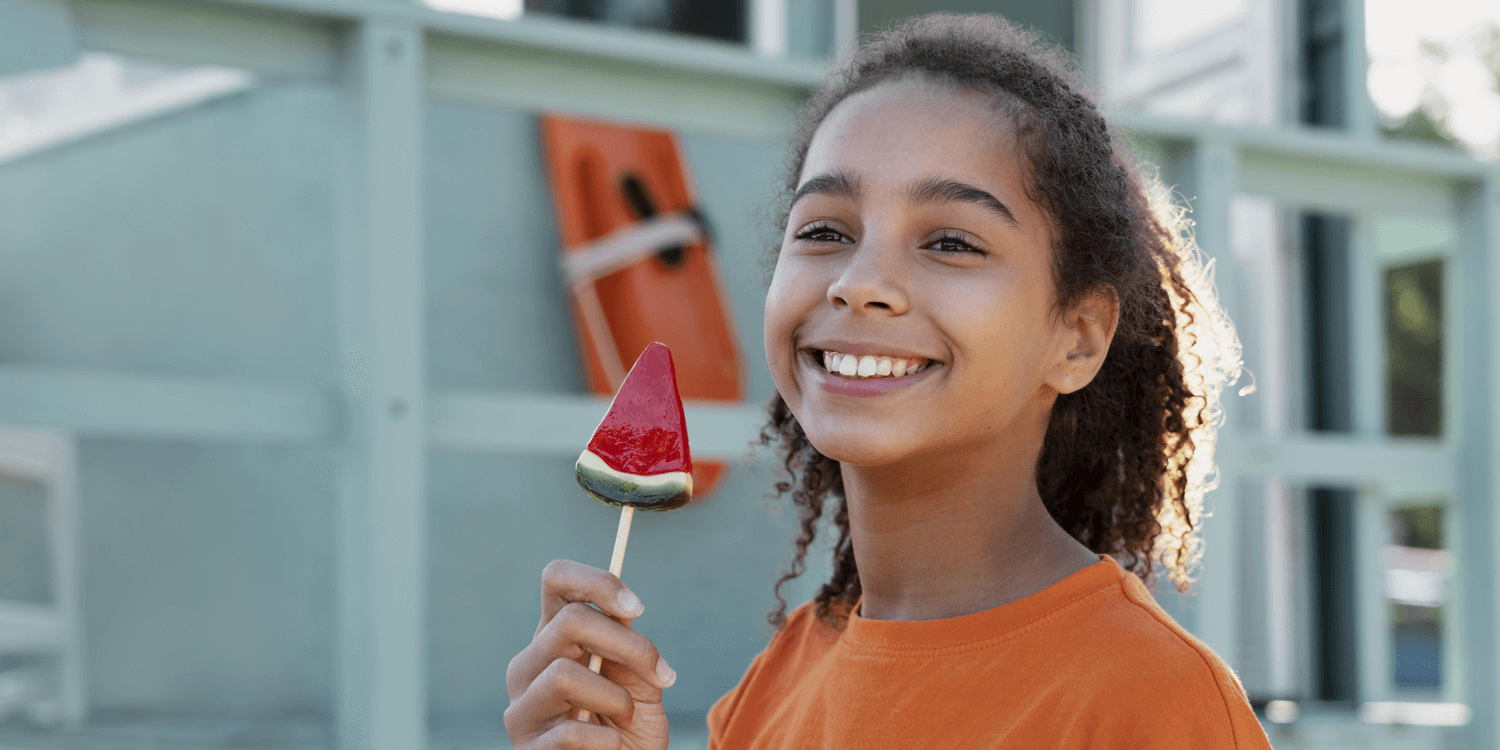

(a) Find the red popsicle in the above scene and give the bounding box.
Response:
[575,342,694,510]
[572,343,693,722]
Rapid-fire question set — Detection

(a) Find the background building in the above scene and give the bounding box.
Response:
[0,0,1496,748]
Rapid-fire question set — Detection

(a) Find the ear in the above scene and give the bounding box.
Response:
[1044,285,1119,395]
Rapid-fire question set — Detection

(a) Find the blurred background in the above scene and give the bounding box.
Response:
[0,0,1496,748]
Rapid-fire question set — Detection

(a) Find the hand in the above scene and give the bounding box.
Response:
[504,560,675,749]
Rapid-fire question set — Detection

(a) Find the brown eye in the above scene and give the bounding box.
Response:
[926,231,985,255]
[794,221,852,244]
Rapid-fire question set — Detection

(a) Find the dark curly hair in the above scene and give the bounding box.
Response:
[763,13,1243,628]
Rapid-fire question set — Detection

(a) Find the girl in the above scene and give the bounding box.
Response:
[505,13,1273,750]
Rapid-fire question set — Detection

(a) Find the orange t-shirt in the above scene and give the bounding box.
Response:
[708,556,1273,749]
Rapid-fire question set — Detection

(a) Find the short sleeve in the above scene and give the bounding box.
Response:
[707,648,769,750]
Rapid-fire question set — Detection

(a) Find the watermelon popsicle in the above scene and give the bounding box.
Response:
[575,342,694,511]
[573,343,692,720]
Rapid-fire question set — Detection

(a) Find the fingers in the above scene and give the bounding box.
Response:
[540,559,645,628]
[505,658,635,739]
[509,601,674,699]
[528,719,622,750]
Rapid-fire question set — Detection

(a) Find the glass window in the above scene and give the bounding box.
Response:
[1132,0,1247,57]
[1385,259,1442,437]
[1386,505,1449,690]
[523,0,747,44]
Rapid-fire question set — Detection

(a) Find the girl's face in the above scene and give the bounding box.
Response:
[764,78,1112,467]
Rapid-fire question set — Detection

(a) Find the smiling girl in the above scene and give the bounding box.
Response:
[505,13,1273,750]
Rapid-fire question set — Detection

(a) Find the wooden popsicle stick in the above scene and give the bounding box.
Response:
[577,505,635,725]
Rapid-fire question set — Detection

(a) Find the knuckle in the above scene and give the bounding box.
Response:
[610,682,635,715]
[560,722,586,746]
[631,633,661,666]
[505,649,524,684]
[541,559,571,585]
[539,657,578,693]
[555,601,592,631]
[505,647,536,697]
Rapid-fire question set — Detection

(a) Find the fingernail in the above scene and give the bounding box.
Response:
[655,658,676,688]
[618,589,643,616]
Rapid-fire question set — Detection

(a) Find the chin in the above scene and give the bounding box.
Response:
[796,415,917,467]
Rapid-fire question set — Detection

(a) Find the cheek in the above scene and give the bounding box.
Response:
[762,254,801,373]
[941,277,1052,382]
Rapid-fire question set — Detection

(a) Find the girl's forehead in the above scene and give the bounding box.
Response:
[799,78,1040,222]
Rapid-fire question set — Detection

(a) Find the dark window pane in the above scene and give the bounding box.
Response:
[1385,259,1443,437]
[1311,487,1360,700]
[524,0,747,44]
[1304,214,1352,432]
[1300,0,1345,127]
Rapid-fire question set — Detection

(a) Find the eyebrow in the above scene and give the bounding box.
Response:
[906,175,1019,227]
[789,171,861,209]
[790,171,1020,228]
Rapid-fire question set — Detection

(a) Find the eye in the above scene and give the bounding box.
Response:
[793,221,852,244]
[924,230,986,255]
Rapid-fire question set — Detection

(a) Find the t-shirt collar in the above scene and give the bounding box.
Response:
[841,554,1126,653]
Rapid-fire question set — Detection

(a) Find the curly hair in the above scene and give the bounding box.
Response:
[763,13,1243,628]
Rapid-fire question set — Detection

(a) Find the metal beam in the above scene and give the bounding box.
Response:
[1223,433,1455,488]
[334,18,427,750]
[428,391,770,461]
[1456,169,1500,750]
[425,32,802,139]
[72,0,340,77]
[0,366,335,442]
[80,0,823,88]
[1118,112,1489,180]
[1187,137,1243,669]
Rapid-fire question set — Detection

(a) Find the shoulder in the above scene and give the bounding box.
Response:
[707,601,839,739]
[1060,572,1270,748]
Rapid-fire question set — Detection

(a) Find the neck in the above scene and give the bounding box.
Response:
[842,409,1099,622]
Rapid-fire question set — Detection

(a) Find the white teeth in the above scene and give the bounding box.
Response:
[838,354,858,376]
[820,350,933,378]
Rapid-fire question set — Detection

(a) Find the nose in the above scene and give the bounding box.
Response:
[827,241,909,315]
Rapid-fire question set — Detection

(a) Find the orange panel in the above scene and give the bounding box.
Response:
[540,113,745,499]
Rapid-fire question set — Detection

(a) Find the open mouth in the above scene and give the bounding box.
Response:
[812,349,938,379]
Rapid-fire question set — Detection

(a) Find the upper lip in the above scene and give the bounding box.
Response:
[803,339,941,363]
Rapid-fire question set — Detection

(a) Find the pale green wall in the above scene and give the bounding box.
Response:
[0,78,819,719]
[422,98,811,718]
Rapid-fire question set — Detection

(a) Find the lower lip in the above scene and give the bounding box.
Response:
[814,361,936,397]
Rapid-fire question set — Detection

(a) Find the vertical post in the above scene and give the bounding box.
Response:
[1355,498,1390,701]
[335,19,427,750]
[1189,137,1243,670]
[1339,0,1378,139]
[1348,219,1384,435]
[749,0,786,59]
[1457,170,1500,750]
[51,433,86,728]
[832,0,858,58]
